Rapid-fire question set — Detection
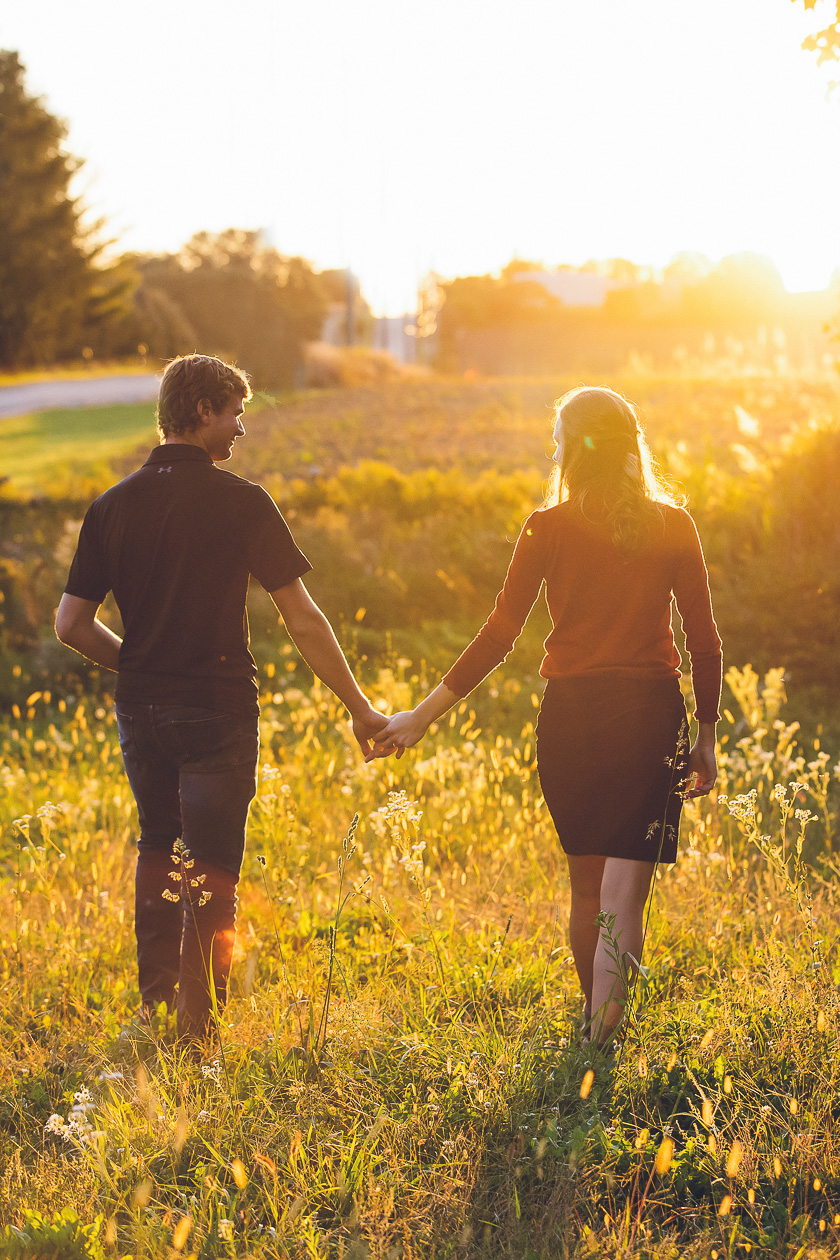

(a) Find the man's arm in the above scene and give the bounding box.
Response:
[270,579,387,755]
[55,594,122,671]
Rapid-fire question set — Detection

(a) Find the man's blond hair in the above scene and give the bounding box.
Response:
[157,355,252,438]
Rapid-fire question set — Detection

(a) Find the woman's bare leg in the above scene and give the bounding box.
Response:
[590,857,655,1044]
[565,854,607,1013]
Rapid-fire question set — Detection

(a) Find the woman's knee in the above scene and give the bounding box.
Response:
[600,858,654,909]
[567,854,606,901]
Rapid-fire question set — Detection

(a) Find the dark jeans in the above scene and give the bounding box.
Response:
[116,703,258,1034]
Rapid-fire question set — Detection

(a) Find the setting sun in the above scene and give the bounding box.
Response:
[2,0,839,312]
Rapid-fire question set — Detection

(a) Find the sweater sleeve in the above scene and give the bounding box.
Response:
[671,510,723,723]
[443,512,547,698]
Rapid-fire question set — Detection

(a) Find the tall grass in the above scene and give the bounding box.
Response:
[0,663,838,1257]
[3,375,839,726]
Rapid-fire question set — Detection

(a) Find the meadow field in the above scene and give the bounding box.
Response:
[1,372,839,1257]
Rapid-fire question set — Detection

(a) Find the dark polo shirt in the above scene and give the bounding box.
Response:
[65,444,311,714]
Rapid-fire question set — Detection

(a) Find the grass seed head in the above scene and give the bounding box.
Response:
[726,1140,743,1178]
[172,1214,193,1251]
[131,1178,152,1208]
[655,1136,675,1175]
[173,1108,188,1153]
[579,1069,594,1099]
[135,1063,149,1101]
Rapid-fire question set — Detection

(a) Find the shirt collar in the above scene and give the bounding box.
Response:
[144,444,213,466]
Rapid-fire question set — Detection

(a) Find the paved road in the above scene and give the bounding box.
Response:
[0,373,160,419]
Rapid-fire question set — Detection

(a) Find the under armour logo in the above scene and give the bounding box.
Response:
[157,466,172,473]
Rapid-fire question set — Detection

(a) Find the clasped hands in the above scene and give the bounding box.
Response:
[357,682,457,762]
[364,708,427,762]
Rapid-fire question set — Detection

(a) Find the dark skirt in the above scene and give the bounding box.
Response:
[536,673,689,863]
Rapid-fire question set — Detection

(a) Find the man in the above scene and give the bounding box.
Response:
[55,354,387,1042]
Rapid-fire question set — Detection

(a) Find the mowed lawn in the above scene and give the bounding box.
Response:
[0,402,158,497]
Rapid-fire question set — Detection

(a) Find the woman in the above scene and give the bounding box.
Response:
[373,386,721,1045]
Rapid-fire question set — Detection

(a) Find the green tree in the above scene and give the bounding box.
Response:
[0,50,129,367]
[133,229,328,386]
[436,263,565,369]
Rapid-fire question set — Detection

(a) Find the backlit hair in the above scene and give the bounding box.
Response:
[156,354,252,438]
[545,385,683,550]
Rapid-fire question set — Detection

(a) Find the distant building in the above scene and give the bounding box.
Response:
[320,305,347,346]
[373,316,417,363]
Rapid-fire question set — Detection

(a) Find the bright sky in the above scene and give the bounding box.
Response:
[3,0,839,314]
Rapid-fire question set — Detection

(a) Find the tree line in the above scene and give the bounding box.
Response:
[434,254,838,375]
[3,25,839,384]
[0,51,334,386]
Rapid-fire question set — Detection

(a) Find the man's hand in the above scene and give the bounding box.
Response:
[366,709,429,761]
[351,707,390,759]
[365,682,460,762]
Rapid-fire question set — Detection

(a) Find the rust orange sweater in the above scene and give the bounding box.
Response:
[443,502,723,723]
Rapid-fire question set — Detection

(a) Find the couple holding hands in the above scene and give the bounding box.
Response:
[56,354,720,1047]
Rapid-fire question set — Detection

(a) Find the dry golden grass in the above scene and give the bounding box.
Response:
[0,663,838,1257]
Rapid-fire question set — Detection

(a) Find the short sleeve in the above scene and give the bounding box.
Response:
[64,504,111,603]
[245,486,312,591]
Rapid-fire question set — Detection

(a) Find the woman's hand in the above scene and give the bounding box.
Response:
[684,726,717,798]
[364,684,460,762]
[366,709,429,761]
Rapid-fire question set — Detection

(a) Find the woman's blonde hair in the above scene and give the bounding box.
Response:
[545,385,682,550]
